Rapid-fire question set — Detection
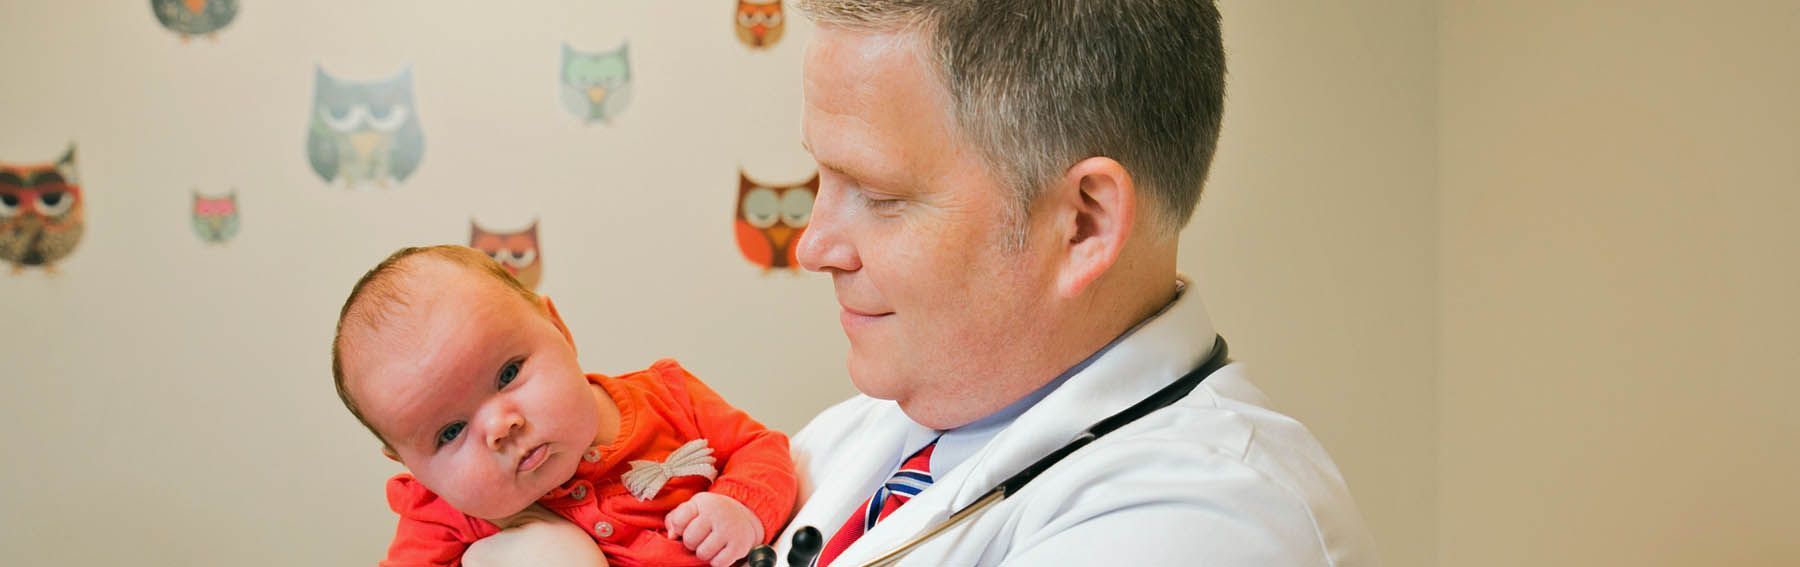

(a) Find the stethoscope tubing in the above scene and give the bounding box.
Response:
[848,336,1232,567]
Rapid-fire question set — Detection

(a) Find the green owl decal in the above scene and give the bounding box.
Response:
[152,0,239,41]
[306,65,426,190]
[191,189,240,244]
[560,42,633,124]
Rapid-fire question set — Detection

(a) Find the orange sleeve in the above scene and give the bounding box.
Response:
[651,359,799,544]
[381,474,491,567]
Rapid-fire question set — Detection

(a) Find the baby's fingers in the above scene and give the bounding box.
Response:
[666,502,699,541]
[711,535,754,567]
[680,514,716,552]
[696,527,731,562]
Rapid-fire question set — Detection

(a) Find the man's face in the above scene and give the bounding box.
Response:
[797,27,1062,428]
[344,262,598,520]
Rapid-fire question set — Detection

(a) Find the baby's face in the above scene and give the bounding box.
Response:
[344,263,599,519]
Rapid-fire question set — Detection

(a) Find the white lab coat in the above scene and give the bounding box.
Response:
[776,284,1378,566]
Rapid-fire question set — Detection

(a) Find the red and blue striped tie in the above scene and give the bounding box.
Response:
[817,440,938,567]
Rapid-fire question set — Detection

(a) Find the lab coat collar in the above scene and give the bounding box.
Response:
[831,275,1219,565]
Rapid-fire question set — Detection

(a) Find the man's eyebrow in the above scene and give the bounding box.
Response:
[801,143,873,186]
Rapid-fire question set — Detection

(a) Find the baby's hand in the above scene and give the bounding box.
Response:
[665,492,765,567]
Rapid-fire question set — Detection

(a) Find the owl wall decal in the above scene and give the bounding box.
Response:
[735,0,787,50]
[470,220,544,290]
[151,0,239,42]
[560,42,633,125]
[735,169,816,271]
[191,189,240,244]
[1,145,85,275]
[306,65,425,190]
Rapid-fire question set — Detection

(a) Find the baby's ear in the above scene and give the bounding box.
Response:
[540,296,577,353]
[381,445,401,463]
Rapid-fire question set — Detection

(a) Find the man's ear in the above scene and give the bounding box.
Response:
[539,296,577,354]
[1051,156,1137,297]
[381,445,401,463]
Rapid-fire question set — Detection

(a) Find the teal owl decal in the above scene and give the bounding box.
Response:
[152,0,239,41]
[191,190,239,244]
[560,42,633,124]
[306,65,425,190]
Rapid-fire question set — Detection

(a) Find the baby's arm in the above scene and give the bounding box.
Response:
[651,361,800,567]
[465,506,608,567]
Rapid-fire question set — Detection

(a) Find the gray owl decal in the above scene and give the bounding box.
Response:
[152,0,239,41]
[306,65,425,190]
[560,42,633,124]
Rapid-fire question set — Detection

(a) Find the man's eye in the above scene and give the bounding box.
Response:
[498,360,522,387]
[864,196,905,212]
[436,422,466,447]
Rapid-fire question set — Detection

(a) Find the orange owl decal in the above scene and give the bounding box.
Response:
[735,169,816,271]
[470,219,544,290]
[1,145,85,275]
[735,0,786,50]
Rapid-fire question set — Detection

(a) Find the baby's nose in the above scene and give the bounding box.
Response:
[484,411,526,449]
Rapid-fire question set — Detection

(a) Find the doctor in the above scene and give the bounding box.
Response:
[776,1,1377,566]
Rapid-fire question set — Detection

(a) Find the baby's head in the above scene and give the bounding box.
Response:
[332,245,600,519]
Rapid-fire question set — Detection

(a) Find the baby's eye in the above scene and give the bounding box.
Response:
[436,422,466,448]
[498,359,522,388]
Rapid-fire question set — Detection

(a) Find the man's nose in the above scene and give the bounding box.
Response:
[795,185,860,273]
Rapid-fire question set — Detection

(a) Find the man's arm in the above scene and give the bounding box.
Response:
[996,460,1336,566]
[464,507,609,567]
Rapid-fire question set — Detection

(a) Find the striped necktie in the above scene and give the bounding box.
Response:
[817,439,938,567]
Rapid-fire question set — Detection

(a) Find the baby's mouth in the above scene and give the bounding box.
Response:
[517,444,550,473]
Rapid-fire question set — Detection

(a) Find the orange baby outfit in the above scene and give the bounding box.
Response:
[380,359,798,567]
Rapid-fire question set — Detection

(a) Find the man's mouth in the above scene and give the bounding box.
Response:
[518,444,550,473]
[839,304,893,328]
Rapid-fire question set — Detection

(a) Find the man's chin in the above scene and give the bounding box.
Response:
[845,353,907,402]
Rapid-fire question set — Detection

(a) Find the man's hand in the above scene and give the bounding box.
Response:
[465,505,608,567]
[665,492,765,567]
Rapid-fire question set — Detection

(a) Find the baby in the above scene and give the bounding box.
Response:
[331,245,797,567]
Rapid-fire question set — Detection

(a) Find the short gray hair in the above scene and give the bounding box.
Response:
[799,0,1226,239]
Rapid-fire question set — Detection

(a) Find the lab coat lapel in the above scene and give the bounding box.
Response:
[833,278,1217,565]
[786,402,930,554]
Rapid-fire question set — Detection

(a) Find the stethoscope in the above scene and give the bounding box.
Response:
[746,335,1232,567]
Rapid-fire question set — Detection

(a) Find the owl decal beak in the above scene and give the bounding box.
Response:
[349,131,382,160]
[587,86,608,105]
[766,224,794,249]
[184,0,209,14]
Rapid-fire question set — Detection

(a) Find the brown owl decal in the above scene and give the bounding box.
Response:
[735,0,786,50]
[735,169,816,271]
[470,219,543,290]
[1,145,85,275]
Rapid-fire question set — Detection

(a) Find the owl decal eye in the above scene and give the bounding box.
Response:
[780,188,814,228]
[493,248,538,269]
[764,12,784,27]
[320,105,364,132]
[738,12,758,27]
[367,106,411,133]
[36,192,72,217]
[741,187,782,229]
[0,194,19,217]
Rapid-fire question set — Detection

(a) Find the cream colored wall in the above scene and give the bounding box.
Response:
[1439,1,1800,565]
[1199,2,1439,566]
[0,1,1438,565]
